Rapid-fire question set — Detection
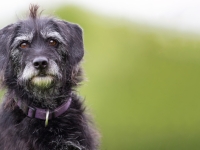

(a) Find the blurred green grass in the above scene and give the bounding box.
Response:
[2,5,200,150]
[55,6,200,150]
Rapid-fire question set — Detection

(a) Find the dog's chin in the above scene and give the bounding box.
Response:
[31,75,54,89]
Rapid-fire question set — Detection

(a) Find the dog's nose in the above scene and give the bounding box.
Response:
[33,57,48,70]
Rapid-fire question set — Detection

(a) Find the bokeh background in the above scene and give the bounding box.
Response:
[1,1,200,150]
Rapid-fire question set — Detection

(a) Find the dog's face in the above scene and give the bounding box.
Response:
[0,9,84,99]
[13,19,65,89]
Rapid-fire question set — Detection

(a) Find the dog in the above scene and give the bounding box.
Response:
[0,5,99,150]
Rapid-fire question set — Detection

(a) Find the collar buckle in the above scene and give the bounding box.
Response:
[45,110,50,127]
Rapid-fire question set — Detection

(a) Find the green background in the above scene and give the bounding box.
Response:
[3,5,200,150]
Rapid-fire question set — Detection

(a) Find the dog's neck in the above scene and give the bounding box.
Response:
[9,86,72,109]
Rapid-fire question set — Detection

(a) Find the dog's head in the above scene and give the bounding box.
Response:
[0,5,84,98]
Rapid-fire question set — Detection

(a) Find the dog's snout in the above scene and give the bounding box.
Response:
[33,57,48,70]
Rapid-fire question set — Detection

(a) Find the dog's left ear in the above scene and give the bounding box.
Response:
[57,21,84,66]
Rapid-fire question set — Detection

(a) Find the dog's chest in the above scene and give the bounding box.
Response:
[28,123,83,150]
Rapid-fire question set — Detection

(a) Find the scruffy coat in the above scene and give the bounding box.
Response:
[0,5,99,150]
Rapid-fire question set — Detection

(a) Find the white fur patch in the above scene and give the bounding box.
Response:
[31,76,53,88]
[11,32,33,48]
[40,30,65,44]
[48,60,62,79]
[20,62,39,81]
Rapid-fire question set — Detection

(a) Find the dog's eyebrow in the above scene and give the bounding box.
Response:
[11,33,33,48]
[40,31,65,44]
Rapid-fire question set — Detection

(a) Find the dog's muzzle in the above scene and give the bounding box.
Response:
[31,57,53,88]
[19,57,62,89]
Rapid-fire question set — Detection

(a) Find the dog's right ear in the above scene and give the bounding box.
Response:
[0,24,16,83]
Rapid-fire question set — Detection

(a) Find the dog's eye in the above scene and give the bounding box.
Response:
[48,39,58,47]
[19,41,30,49]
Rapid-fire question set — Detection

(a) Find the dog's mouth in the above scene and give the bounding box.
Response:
[31,74,55,89]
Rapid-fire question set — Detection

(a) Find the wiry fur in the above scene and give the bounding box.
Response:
[0,5,99,150]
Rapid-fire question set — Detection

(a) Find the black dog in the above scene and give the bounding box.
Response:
[0,5,99,150]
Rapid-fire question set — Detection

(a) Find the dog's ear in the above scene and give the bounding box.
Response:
[57,21,84,66]
[0,24,16,82]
